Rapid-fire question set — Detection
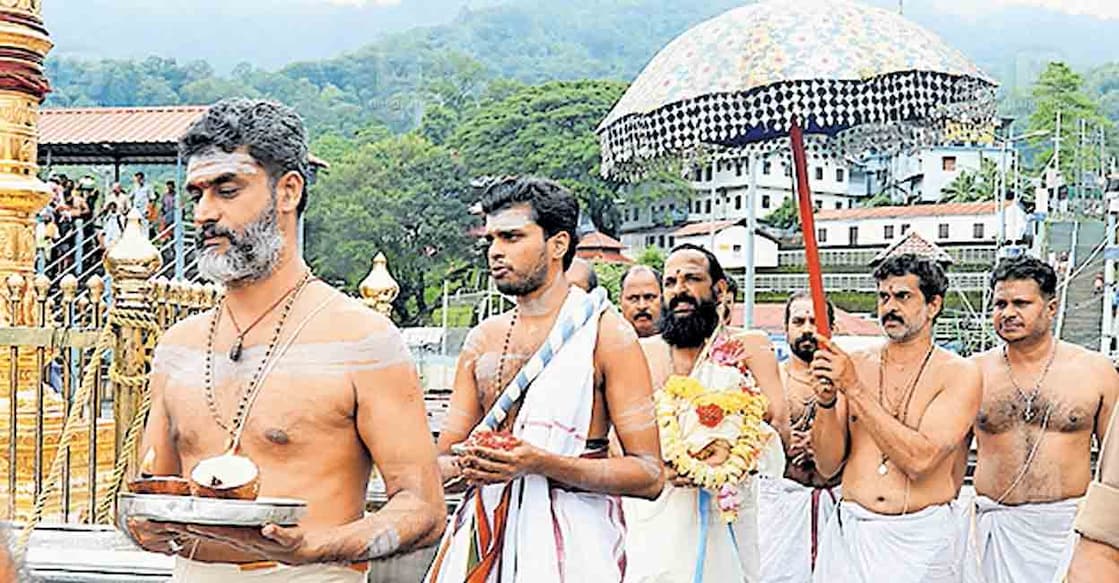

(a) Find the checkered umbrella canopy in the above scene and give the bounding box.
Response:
[596,0,997,180]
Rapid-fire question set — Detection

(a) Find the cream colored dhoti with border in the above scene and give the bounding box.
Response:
[814,501,966,583]
[963,495,1079,583]
[172,556,367,582]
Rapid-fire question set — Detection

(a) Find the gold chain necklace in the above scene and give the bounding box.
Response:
[204,271,314,445]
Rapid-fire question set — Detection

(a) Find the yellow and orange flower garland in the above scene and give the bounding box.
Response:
[656,370,771,521]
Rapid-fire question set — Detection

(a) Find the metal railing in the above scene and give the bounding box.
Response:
[751,272,989,293]
[777,245,997,268]
[0,273,217,526]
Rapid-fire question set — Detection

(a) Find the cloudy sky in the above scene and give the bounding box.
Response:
[40,0,1119,71]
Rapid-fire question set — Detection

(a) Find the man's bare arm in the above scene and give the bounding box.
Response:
[344,347,446,558]
[1092,354,1119,447]
[136,349,182,476]
[847,356,981,481]
[810,393,848,480]
[435,328,486,482]
[738,331,790,445]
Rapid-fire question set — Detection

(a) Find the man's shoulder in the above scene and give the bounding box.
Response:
[596,307,639,347]
[316,286,400,340]
[159,309,213,347]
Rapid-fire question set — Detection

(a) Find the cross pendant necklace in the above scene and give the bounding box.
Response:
[1001,339,1056,423]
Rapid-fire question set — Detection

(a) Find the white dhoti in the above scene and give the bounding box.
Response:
[814,501,965,583]
[963,495,1079,583]
[624,424,784,583]
[624,479,759,583]
[757,477,840,583]
[426,288,625,583]
[172,557,366,582]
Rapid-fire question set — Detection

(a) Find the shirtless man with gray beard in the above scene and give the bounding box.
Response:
[966,256,1117,583]
[124,99,445,582]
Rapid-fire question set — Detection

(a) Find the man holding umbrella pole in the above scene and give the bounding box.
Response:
[809,254,981,582]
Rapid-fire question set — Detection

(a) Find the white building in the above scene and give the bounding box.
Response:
[618,154,862,252]
[812,201,1029,249]
[852,145,1009,203]
[671,219,779,269]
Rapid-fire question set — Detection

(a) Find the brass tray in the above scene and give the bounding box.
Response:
[118,493,307,527]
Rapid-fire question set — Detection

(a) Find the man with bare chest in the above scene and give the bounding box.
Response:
[624,245,788,583]
[123,99,446,582]
[428,177,664,583]
[758,291,841,582]
[966,256,1117,583]
[811,253,982,582]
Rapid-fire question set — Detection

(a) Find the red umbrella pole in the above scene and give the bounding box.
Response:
[789,121,831,338]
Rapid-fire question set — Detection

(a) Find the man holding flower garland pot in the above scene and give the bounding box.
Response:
[624,244,788,583]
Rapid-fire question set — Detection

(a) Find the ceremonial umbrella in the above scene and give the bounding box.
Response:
[597,0,996,335]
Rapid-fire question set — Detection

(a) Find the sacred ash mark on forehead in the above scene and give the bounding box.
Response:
[484,206,535,234]
[186,150,263,189]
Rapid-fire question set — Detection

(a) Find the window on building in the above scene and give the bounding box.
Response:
[763,161,772,175]
[762,195,771,209]
[901,223,910,234]
[735,196,742,210]
[705,166,713,181]
[705,199,712,214]
[692,200,700,213]
[938,223,950,239]
[646,235,654,246]
[817,228,828,243]
[849,226,858,244]
[814,200,822,210]
[836,168,845,182]
[815,167,824,181]
[973,223,985,239]
[668,236,675,247]
[835,202,842,209]
[732,244,742,253]
[784,164,792,177]
[659,235,666,247]
[735,162,743,177]
[884,225,895,239]
[942,156,957,172]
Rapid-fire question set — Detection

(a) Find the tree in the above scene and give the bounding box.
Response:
[305,133,478,325]
[448,80,630,236]
[940,171,981,203]
[762,197,798,229]
[1026,62,1111,184]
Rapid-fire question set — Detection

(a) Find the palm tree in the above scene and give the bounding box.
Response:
[941,171,982,202]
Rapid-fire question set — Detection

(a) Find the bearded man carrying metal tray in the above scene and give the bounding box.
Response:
[119,98,446,582]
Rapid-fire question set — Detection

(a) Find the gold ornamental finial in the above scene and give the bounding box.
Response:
[105,210,162,310]
[360,252,399,316]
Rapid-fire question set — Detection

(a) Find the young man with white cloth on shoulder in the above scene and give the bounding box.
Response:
[426,177,664,583]
[966,256,1117,583]
[810,253,982,583]
[758,291,841,583]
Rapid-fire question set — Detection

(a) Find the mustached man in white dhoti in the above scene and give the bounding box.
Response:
[123,99,446,582]
[426,177,664,583]
[965,256,1118,583]
[623,245,789,583]
[809,253,982,583]
[758,292,842,583]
